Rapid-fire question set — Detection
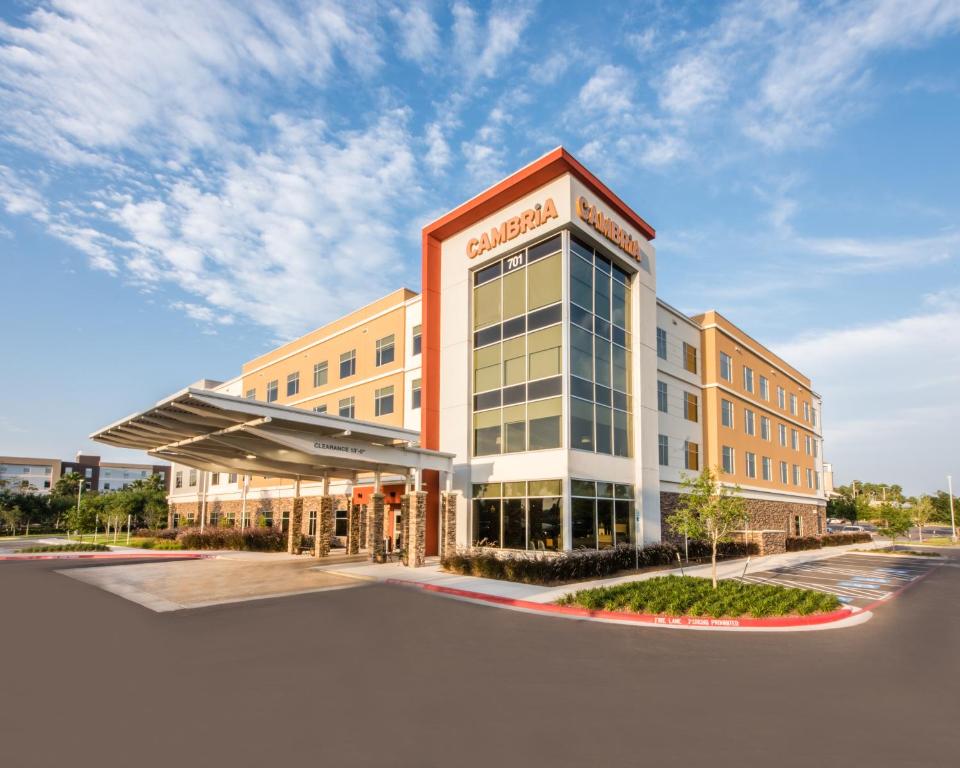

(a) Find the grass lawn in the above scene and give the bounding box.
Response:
[557,575,840,618]
[909,537,958,547]
[116,537,183,550]
[16,543,110,553]
[868,547,941,557]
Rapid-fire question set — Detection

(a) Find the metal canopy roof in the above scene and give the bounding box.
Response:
[91,388,453,482]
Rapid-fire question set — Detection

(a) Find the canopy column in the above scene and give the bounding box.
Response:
[287,477,303,554]
[369,493,386,563]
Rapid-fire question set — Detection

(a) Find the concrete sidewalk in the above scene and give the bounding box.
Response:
[321,539,888,604]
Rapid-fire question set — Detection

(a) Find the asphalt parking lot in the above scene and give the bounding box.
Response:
[0,550,957,768]
[742,552,942,609]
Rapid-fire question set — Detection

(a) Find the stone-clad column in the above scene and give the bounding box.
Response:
[407,491,427,568]
[441,492,458,558]
[287,496,304,554]
[369,493,386,563]
[347,504,361,554]
[315,495,334,558]
[359,504,368,549]
[399,495,411,566]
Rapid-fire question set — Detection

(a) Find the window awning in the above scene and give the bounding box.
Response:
[91,388,453,482]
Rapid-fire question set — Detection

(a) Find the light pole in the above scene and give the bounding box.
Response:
[75,475,84,541]
[948,475,956,544]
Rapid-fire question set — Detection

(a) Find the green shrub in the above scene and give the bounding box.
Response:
[786,536,822,552]
[175,526,286,551]
[441,541,756,586]
[557,575,840,618]
[821,532,872,546]
[16,543,109,553]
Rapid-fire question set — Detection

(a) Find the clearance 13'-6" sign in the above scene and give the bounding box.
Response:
[466,198,558,258]
[575,195,641,260]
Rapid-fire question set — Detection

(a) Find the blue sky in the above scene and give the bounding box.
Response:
[0,0,958,494]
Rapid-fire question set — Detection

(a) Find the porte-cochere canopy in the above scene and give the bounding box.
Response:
[90,387,453,482]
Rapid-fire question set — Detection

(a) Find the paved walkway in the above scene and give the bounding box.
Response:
[321,540,891,604]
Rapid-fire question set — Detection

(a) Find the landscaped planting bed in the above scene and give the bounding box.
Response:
[16,543,110,553]
[786,532,873,551]
[442,541,756,586]
[174,527,287,551]
[557,575,841,618]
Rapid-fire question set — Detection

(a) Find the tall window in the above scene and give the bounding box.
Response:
[683,342,697,373]
[657,381,668,413]
[474,235,563,456]
[744,408,756,436]
[339,396,355,419]
[803,401,810,422]
[762,456,772,481]
[777,386,786,409]
[472,480,563,551]
[375,334,395,366]
[743,366,754,393]
[658,434,669,466]
[188,469,197,487]
[721,399,734,428]
[656,327,667,359]
[374,385,394,416]
[720,352,732,382]
[790,393,798,415]
[340,350,356,379]
[245,388,256,400]
[286,371,299,397]
[780,461,789,484]
[211,472,220,485]
[569,236,632,458]
[313,361,328,387]
[759,375,769,401]
[570,480,634,550]
[791,428,799,451]
[806,468,814,488]
[760,415,771,441]
[411,378,421,410]
[308,510,317,536]
[805,435,812,455]
[266,379,278,402]
[175,471,183,489]
[313,404,327,413]
[745,452,757,479]
[721,446,735,474]
[412,324,422,356]
[685,441,699,470]
[778,423,787,447]
[792,464,801,485]
[684,392,698,422]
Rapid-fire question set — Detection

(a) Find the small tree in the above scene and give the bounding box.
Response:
[667,467,747,589]
[0,504,23,536]
[877,503,911,547]
[911,496,935,543]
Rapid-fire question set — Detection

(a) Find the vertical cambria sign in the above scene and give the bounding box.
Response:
[575,196,641,260]
[466,198,559,258]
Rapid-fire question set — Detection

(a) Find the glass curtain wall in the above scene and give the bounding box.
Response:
[472,235,563,456]
[471,480,563,550]
[569,236,633,457]
[570,479,635,549]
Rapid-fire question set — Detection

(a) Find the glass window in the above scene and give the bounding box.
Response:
[502,498,526,549]
[780,461,789,484]
[412,324,422,356]
[657,381,668,413]
[528,325,561,380]
[685,441,699,471]
[778,386,786,409]
[472,497,500,546]
[527,397,561,450]
[188,469,197,487]
[571,497,596,549]
[474,344,501,392]
[528,252,561,310]
[760,416,770,441]
[611,280,627,329]
[684,392,698,422]
[762,457,772,481]
[374,385,394,417]
[745,452,756,478]
[720,352,732,381]
[791,428,799,451]
[411,378,422,410]
[308,510,318,537]
[683,342,697,374]
[474,278,501,330]
[266,380,278,402]
[722,446,735,474]
[570,325,593,381]
[503,267,525,319]
[793,464,801,485]
[175,471,183,489]
[528,495,562,551]
[313,404,327,413]
[613,409,630,457]
[721,399,734,428]
[503,404,526,453]
[339,396,355,419]
[779,423,787,447]
[759,375,769,401]
[594,262,611,321]
[286,371,300,397]
[571,397,594,451]
[790,393,798,415]
[245,388,256,400]
[340,350,356,379]
[376,334,395,367]
[658,434,669,466]
[656,327,667,360]
[474,408,501,455]
[595,404,612,455]
[744,408,755,436]
[313,361,328,387]
[571,252,593,310]
[596,498,614,549]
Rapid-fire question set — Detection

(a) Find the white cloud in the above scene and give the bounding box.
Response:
[0,0,382,163]
[424,121,452,174]
[776,289,960,493]
[452,1,537,81]
[171,301,234,326]
[578,65,635,116]
[390,4,440,63]
[658,52,727,115]
[0,166,48,221]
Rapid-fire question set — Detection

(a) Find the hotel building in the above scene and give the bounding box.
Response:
[114,148,826,557]
[0,453,170,494]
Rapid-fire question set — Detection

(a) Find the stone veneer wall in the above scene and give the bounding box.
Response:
[368,493,385,563]
[399,495,410,566]
[348,504,361,555]
[407,492,427,568]
[441,492,458,558]
[170,497,329,533]
[660,491,826,543]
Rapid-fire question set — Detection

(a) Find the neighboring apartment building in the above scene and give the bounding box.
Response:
[138,147,828,552]
[0,453,170,493]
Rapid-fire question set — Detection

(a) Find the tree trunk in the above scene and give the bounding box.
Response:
[918,524,923,543]
[711,534,718,589]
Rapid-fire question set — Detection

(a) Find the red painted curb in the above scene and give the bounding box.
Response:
[0,552,209,562]
[384,579,856,629]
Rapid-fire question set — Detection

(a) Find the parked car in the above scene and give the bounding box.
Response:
[841,525,865,532]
